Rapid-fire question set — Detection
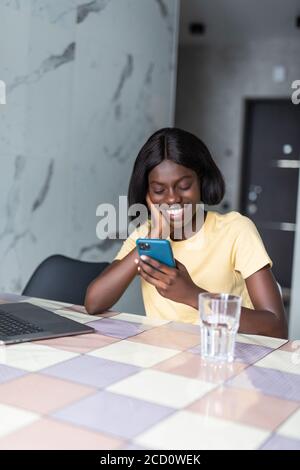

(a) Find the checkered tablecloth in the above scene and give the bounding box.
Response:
[0,293,299,450]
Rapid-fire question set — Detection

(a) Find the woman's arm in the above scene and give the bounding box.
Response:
[85,198,165,315]
[138,256,288,339]
[188,265,288,338]
[84,198,165,315]
[84,247,139,314]
[188,266,288,338]
[240,265,288,338]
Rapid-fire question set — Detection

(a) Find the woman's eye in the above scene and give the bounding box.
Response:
[153,189,164,194]
[179,186,191,191]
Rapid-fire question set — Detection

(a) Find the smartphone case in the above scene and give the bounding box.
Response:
[136,238,176,268]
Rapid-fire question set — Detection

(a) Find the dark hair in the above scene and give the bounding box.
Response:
[128,127,225,213]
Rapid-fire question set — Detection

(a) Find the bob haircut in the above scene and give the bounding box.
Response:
[128,127,225,217]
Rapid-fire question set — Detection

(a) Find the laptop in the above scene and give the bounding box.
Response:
[0,302,95,345]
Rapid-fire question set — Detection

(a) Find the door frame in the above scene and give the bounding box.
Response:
[239,97,300,337]
[239,97,291,212]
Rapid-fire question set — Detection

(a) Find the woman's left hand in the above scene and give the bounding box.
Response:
[137,255,200,308]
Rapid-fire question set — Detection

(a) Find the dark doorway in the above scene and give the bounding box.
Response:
[240,99,300,302]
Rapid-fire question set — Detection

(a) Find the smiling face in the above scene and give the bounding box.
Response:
[148,160,202,236]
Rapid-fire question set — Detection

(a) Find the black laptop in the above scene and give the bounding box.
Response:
[0,302,95,345]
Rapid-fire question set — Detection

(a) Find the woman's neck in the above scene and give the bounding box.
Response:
[170,210,207,241]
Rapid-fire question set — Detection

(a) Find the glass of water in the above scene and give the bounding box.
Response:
[199,293,242,362]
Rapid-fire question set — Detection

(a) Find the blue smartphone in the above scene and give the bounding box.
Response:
[136,238,176,268]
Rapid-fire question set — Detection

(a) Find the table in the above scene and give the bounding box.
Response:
[0,293,299,450]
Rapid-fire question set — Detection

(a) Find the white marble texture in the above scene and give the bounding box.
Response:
[0,2,31,156]
[0,0,179,314]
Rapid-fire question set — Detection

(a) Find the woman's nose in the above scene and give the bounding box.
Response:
[165,189,181,205]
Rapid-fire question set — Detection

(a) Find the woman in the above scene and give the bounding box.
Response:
[85,128,288,338]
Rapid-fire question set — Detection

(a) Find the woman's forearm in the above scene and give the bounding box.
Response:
[85,226,157,315]
[239,307,288,338]
[84,248,139,314]
[186,286,288,339]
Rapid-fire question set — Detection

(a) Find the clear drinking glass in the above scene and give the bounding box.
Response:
[199,293,242,362]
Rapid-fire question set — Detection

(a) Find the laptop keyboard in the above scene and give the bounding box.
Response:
[0,309,44,337]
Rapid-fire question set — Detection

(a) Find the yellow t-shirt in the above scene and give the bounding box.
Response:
[113,211,273,323]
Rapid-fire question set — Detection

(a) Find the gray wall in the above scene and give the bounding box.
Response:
[0,0,180,314]
[175,38,300,337]
[175,38,300,210]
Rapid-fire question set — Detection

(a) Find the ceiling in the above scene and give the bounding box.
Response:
[179,0,300,45]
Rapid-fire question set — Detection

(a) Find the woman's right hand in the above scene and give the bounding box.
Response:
[146,193,170,239]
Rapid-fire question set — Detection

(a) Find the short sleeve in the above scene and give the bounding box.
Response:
[113,236,136,261]
[232,216,273,279]
[113,221,150,261]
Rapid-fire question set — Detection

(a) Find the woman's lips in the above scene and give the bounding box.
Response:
[165,207,185,220]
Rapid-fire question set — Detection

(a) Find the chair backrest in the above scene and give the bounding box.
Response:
[22,255,109,305]
[277,281,283,298]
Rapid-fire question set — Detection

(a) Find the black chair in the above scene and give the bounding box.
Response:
[22,255,109,305]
